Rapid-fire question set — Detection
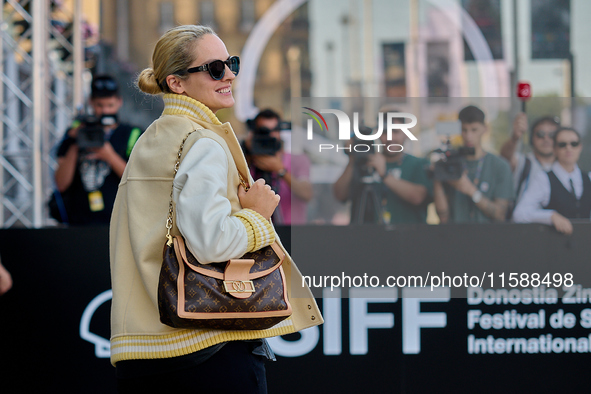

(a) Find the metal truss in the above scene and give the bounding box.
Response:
[0,0,83,227]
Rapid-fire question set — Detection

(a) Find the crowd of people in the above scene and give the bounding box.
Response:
[187,102,589,234]
[332,104,589,233]
[48,86,590,235]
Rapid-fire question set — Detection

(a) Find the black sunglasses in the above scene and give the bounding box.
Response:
[535,130,555,139]
[556,141,580,148]
[186,56,240,80]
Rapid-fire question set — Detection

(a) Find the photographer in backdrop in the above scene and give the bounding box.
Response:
[52,75,142,225]
[333,112,432,224]
[433,105,513,223]
[241,109,313,224]
[499,113,559,213]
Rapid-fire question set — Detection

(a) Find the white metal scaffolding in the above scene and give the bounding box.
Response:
[0,0,83,227]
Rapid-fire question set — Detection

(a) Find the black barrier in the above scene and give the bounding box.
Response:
[291,222,591,298]
[0,225,590,393]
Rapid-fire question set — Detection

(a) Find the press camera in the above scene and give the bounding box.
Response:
[76,114,117,149]
[248,120,290,155]
[430,142,475,181]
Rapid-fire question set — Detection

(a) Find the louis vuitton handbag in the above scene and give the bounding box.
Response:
[157,132,292,330]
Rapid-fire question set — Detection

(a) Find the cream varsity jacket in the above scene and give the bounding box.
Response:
[109,94,322,365]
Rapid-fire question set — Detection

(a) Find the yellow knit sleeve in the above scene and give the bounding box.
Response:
[233,209,275,252]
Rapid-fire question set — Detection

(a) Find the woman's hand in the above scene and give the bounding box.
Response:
[238,178,280,220]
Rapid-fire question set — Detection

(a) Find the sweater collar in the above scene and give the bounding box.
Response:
[162,94,222,125]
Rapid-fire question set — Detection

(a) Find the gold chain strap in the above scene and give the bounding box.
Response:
[165,132,250,246]
[238,172,250,192]
[166,131,195,246]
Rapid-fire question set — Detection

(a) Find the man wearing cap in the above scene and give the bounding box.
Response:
[52,75,143,225]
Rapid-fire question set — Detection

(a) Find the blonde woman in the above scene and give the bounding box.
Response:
[110,25,322,392]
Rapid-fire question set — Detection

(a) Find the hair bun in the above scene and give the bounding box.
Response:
[137,68,162,95]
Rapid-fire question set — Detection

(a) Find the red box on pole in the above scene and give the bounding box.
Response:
[517,81,532,100]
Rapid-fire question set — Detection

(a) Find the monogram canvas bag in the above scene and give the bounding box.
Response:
[157,132,292,330]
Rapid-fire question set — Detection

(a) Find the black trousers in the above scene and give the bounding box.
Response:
[116,341,268,393]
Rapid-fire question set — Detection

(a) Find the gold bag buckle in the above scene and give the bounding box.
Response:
[223,280,255,293]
